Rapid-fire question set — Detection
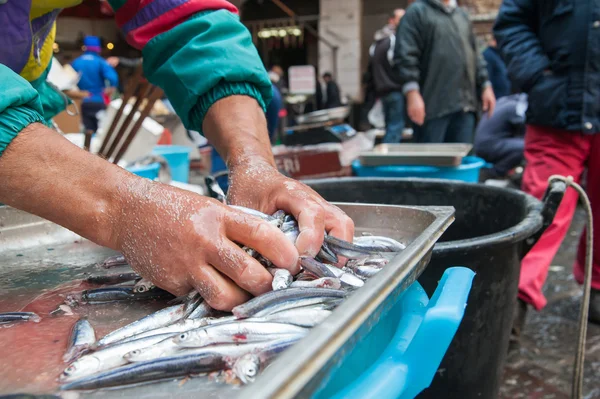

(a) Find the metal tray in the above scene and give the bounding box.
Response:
[0,203,453,398]
[359,143,473,167]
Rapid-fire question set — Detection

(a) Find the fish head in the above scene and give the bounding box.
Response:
[59,356,100,381]
[172,331,193,345]
[233,354,260,384]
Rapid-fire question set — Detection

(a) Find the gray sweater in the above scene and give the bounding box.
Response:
[394,0,489,120]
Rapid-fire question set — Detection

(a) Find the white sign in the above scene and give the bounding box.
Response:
[288,65,316,95]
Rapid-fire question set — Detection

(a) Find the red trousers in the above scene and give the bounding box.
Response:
[519,125,600,310]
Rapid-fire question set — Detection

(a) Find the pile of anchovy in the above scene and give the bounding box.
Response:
[3,206,405,391]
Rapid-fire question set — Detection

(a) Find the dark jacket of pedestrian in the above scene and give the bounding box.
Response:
[483,46,511,99]
[494,0,600,133]
[323,79,342,109]
[394,0,489,120]
[370,25,403,97]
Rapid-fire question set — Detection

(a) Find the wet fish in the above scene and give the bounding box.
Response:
[271,269,293,290]
[252,297,343,318]
[205,176,227,204]
[185,300,212,320]
[0,312,41,325]
[50,304,74,317]
[229,206,274,222]
[117,318,208,343]
[61,340,298,390]
[63,318,96,363]
[232,353,260,384]
[258,307,332,328]
[324,235,391,259]
[232,287,346,319]
[60,334,175,382]
[124,336,181,362]
[173,321,307,348]
[133,278,155,293]
[321,263,364,289]
[67,287,173,306]
[85,272,140,285]
[317,242,339,264]
[97,303,190,346]
[299,257,338,278]
[351,265,381,279]
[228,339,298,384]
[290,277,342,290]
[353,236,405,252]
[98,254,127,269]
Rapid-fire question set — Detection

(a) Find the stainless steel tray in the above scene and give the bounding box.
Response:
[359,143,473,167]
[0,203,454,398]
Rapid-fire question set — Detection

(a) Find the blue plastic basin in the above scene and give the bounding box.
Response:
[353,156,485,182]
[313,267,475,399]
[127,162,160,180]
[152,145,191,183]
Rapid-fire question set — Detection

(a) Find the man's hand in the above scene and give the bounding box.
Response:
[114,181,300,310]
[227,161,354,257]
[481,86,496,117]
[406,90,426,126]
[204,95,355,257]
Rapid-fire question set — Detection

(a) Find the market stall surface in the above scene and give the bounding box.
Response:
[501,208,600,399]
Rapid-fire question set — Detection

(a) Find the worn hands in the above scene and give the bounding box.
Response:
[113,180,300,311]
[406,90,426,126]
[227,160,355,257]
[481,86,496,117]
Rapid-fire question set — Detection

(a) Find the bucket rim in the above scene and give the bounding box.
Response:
[305,177,544,253]
[152,145,192,154]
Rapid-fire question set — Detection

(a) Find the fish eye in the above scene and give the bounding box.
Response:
[179,333,187,340]
[131,350,140,355]
[65,365,75,375]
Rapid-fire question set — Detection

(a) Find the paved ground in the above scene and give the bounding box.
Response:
[500,208,600,399]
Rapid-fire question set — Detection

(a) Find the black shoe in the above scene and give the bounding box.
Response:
[509,299,528,351]
[589,289,600,325]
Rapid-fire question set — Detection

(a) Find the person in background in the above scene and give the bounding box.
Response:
[482,34,511,99]
[321,72,342,109]
[370,8,406,143]
[268,65,286,94]
[495,0,600,334]
[474,93,526,178]
[71,36,119,142]
[395,0,496,143]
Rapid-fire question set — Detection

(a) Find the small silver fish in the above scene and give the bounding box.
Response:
[233,353,260,384]
[272,269,293,290]
[63,318,96,363]
[97,303,189,346]
[173,321,308,348]
[290,277,342,290]
[259,307,332,328]
[124,336,181,362]
[133,278,155,293]
[353,236,405,252]
[98,254,127,269]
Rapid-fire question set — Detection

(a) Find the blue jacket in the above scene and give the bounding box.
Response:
[483,47,511,99]
[494,0,600,133]
[71,52,119,103]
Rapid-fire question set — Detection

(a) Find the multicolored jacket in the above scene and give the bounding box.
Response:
[0,0,272,156]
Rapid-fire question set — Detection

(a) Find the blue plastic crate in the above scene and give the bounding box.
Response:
[127,162,160,180]
[152,145,191,183]
[313,267,475,399]
[353,156,485,182]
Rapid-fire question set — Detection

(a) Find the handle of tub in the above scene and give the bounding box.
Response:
[521,180,567,257]
[331,267,475,399]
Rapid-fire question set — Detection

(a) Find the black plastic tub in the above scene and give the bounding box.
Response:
[306,178,564,399]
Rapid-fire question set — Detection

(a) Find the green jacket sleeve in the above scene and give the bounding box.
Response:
[0,65,46,157]
[142,10,272,134]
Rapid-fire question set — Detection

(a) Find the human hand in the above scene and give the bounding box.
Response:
[114,180,300,310]
[106,57,120,67]
[481,86,496,117]
[227,160,355,257]
[406,90,426,126]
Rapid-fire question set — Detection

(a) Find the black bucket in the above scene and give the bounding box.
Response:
[306,178,564,399]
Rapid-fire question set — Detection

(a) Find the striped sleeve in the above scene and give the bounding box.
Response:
[108,0,239,49]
